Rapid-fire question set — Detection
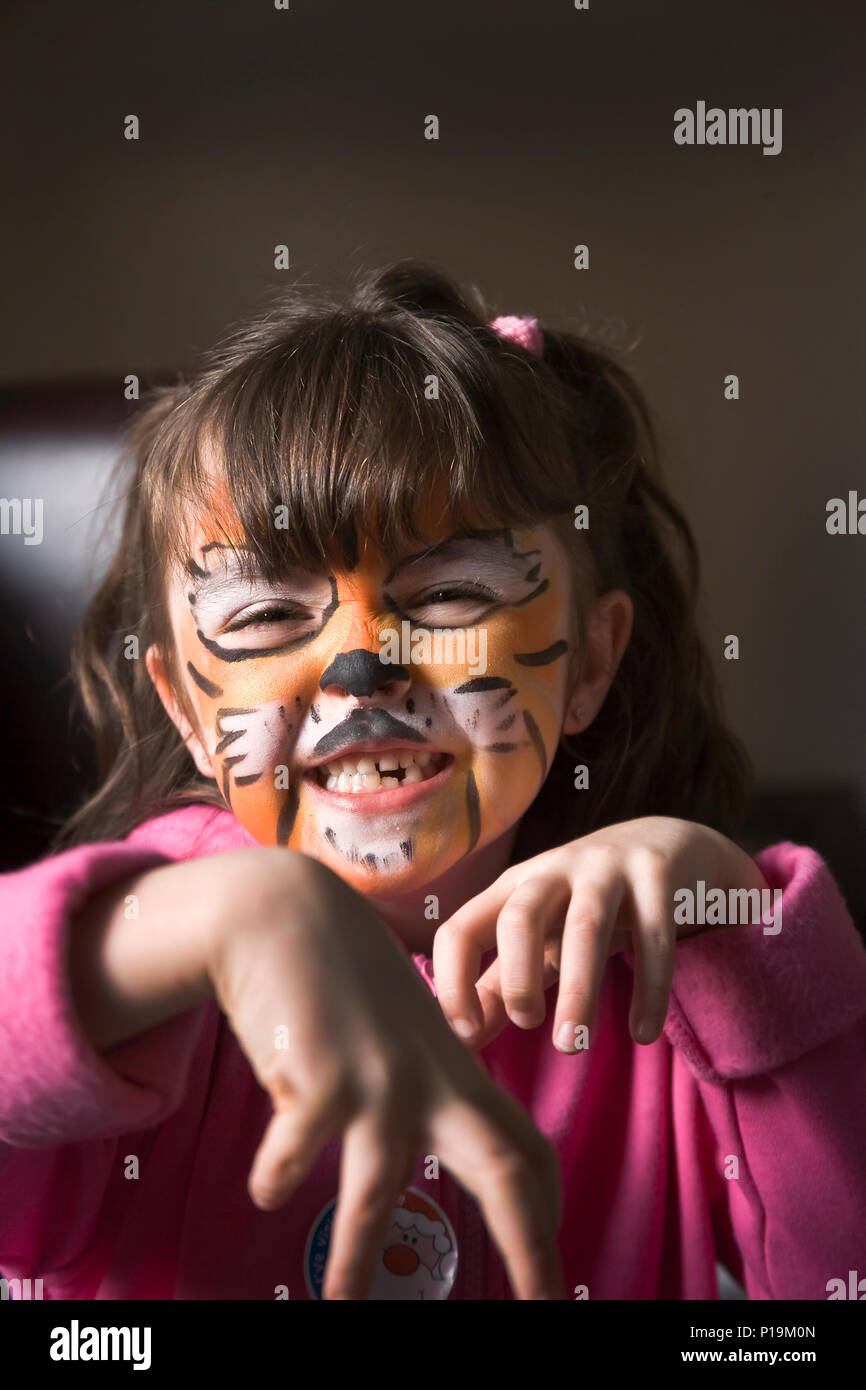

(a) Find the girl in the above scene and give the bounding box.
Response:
[1,261,864,1301]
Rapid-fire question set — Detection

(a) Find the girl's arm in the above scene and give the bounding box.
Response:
[0,840,213,1149]
[1,838,565,1299]
[0,845,310,1288]
[0,839,220,1290]
[627,841,866,1299]
[67,849,289,1053]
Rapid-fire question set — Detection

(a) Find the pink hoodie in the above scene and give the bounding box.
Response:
[1,804,865,1301]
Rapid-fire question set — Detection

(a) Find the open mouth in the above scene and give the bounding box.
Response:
[311,749,451,795]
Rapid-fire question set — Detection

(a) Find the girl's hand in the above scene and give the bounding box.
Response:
[432,816,769,1054]
[205,849,563,1300]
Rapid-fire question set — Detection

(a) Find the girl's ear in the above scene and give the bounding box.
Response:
[145,644,215,779]
[562,589,634,735]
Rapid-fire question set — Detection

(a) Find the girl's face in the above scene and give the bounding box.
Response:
[156,504,579,895]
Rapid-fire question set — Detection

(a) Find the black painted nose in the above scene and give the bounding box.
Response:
[320,649,411,698]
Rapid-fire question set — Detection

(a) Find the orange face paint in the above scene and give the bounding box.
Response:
[167,513,576,895]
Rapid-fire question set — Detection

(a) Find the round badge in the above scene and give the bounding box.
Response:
[303,1185,459,1300]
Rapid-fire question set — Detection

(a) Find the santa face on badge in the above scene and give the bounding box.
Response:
[304,1187,459,1300]
[153,508,577,896]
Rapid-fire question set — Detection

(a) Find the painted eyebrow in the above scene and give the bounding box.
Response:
[382,531,527,584]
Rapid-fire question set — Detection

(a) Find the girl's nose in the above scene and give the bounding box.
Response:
[319,648,411,699]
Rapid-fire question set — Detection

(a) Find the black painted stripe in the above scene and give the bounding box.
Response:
[512,578,549,607]
[465,769,481,854]
[276,783,300,845]
[215,728,245,755]
[514,638,569,667]
[187,662,223,697]
[453,676,512,694]
[522,708,547,781]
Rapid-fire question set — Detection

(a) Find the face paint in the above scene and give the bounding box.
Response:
[166,512,577,895]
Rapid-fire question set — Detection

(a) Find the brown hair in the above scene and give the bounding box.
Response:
[54,258,752,855]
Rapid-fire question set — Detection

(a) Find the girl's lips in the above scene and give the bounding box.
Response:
[302,754,455,812]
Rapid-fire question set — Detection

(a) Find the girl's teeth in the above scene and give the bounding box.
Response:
[319,750,445,792]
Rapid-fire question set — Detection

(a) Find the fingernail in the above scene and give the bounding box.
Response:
[636,1018,658,1043]
[511,1010,540,1029]
[556,1022,577,1052]
[452,1017,477,1040]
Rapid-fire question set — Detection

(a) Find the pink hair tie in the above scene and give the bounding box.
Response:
[488,314,544,359]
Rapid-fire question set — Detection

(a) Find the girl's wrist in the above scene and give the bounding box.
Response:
[719,832,770,896]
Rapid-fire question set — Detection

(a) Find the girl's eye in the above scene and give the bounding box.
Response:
[425,586,493,601]
[402,584,501,625]
[223,604,309,633]
[411,585,499,607]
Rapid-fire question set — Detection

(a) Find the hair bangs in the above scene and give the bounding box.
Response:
[149,310,578,584]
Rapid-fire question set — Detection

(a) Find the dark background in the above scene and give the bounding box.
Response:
[0,0,864,931]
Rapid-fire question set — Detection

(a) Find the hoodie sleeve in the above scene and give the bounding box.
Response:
[624,842,866,1299]
[0,837,219,1283]
[0,840,212,1152]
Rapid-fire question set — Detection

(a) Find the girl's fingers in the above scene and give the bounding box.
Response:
[432,874,518,1034]
[626,870,676,1044]
[248,1084,346,1210]
[322,1113,417,1300]
[495,876,571,1028]
[470,939,564,1051]
[551,874,627,1053]
[434,873,570,1038]
[469,969,510,1047]
[432,1095,564,1300]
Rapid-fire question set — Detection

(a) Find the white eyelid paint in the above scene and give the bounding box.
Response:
[391,568,534,610]
[189,575,327,626]
[396,550,530,582]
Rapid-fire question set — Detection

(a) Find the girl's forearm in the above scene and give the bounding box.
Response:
[67,849,287,1054]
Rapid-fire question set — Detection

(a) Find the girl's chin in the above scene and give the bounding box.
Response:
[313,846,463,899]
